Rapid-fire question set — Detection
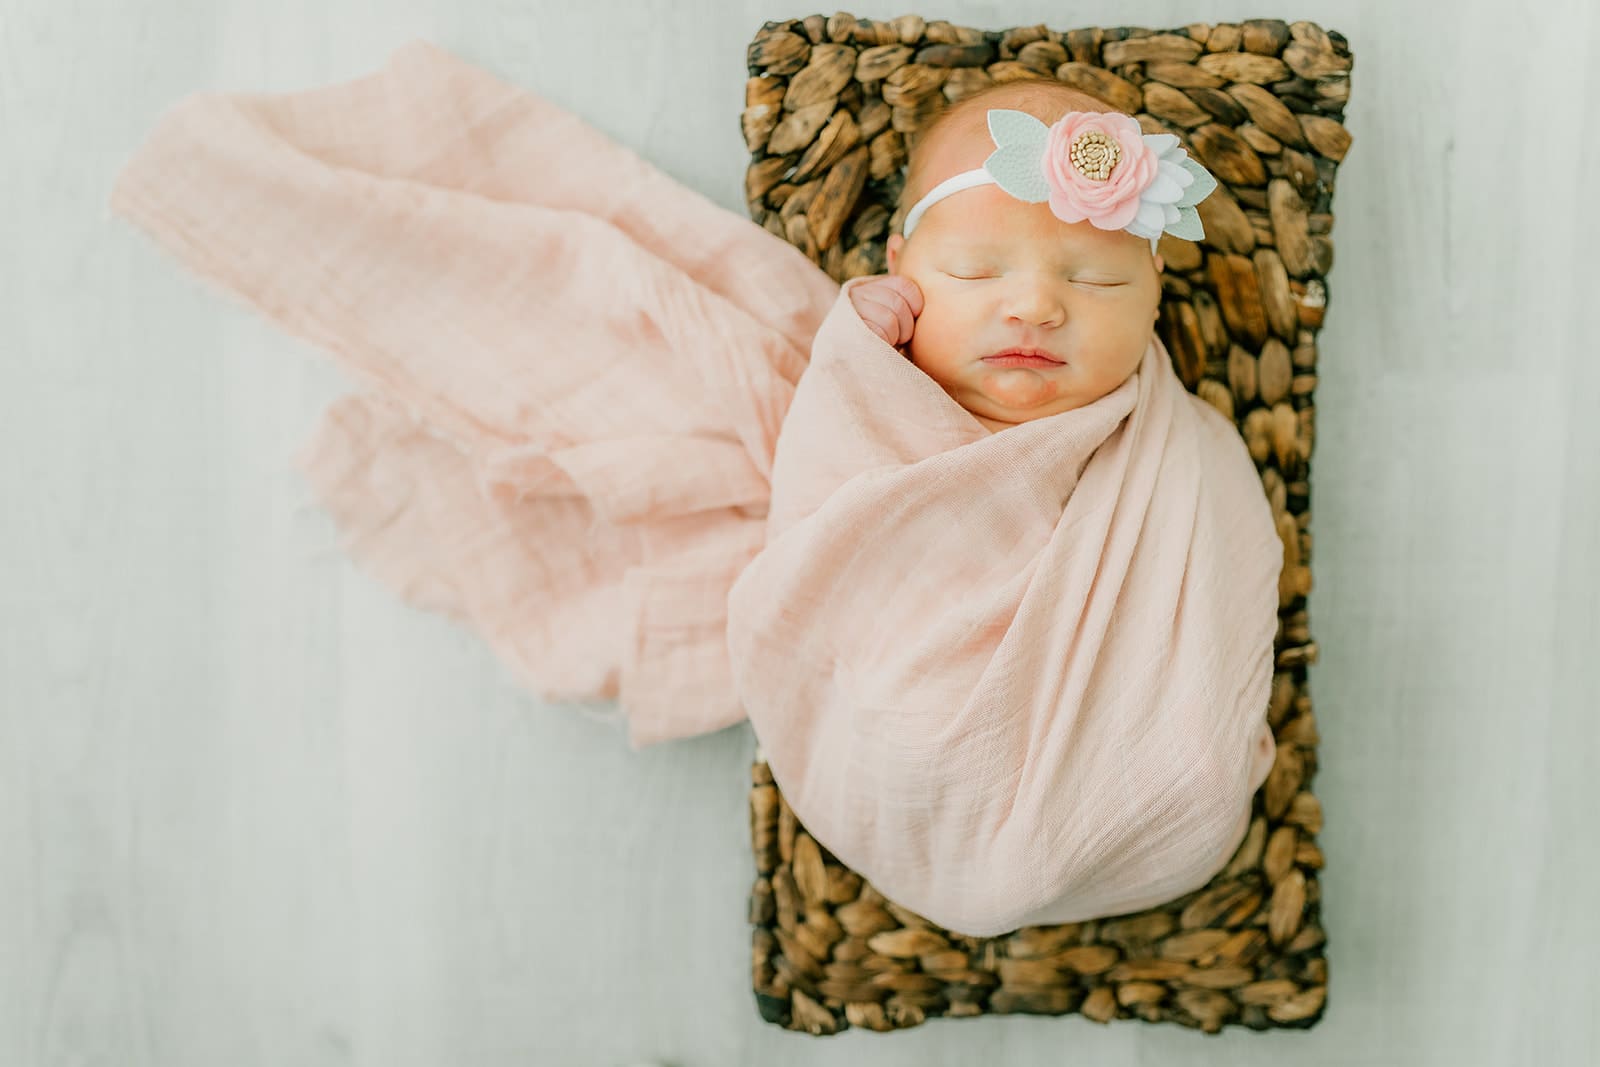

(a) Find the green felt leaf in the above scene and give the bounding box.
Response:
[1175,156,1218,209]
[986,108,1049,149]
[984,145,1050,202]
[1166,203,1205,241]
[982,109,1051,202]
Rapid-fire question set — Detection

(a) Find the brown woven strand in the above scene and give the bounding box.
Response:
[742,14,1348,1036]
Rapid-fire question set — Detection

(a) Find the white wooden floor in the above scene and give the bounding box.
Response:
[5,1,1597,1064]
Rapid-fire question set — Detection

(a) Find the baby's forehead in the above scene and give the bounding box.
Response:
[911,116,1002,183]
[921,198,1149,267]
[935,227,1103,257]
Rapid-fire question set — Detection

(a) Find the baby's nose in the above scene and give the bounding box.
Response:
[1005,282,1066,327]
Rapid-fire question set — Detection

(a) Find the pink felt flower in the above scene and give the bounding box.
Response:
[1041,111,1159,232]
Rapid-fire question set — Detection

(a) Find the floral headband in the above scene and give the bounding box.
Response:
[900,108,1219,252]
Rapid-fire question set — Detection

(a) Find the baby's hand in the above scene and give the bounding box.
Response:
[850,275,923,348]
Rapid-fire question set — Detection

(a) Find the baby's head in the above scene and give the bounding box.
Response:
[886,80,1168,432]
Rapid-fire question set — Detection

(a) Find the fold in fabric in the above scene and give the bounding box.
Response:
[109,39,1281,934]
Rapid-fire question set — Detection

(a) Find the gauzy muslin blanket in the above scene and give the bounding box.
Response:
[109,39,1281,936]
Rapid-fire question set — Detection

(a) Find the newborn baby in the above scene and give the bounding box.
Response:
[851,80,1176,435]
[732,81,1280,936]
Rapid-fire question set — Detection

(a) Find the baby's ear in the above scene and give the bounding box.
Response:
[1153,252,1165,274]
[885,233,903,274]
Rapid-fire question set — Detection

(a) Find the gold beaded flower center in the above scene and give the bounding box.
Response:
[1069,130,1121,181]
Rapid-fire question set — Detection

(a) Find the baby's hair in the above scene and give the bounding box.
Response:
[898,79,1130,217]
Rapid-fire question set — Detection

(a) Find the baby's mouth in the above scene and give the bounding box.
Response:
[981,347,1065,368]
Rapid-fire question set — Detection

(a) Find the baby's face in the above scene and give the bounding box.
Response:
[886,180,1163,433]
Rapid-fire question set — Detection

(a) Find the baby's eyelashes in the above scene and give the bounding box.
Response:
[938,267,1127,287]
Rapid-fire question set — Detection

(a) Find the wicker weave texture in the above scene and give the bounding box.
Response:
[742,13,1350,1036]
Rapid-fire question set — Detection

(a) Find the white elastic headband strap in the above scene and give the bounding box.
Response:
[900,168,996,239]
[908,168,1158,255]
[899,166,1161,253]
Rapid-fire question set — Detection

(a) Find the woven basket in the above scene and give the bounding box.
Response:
[742,13,1351,1036]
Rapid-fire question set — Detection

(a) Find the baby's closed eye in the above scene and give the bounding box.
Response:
[941,268,1126,288]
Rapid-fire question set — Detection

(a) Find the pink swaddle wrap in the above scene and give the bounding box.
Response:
[730,277,1279,935]
[108,39,1280,935]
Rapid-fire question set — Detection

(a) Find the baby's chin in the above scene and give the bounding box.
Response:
[962,370,1087,424]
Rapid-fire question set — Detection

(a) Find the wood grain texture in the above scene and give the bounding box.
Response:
[3,0,1596,1064]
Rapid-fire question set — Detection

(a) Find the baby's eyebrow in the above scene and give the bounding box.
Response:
[953,238,1013,253]
[944,236,1088,257]
[939,242,1129,273]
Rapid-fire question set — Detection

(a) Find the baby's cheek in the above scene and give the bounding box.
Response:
[906,305,948,360]
[908,296,952,345]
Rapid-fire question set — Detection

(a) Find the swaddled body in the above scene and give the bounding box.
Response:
[728,81,1279,936]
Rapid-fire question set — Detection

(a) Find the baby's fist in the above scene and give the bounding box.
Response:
[850,274,924,348]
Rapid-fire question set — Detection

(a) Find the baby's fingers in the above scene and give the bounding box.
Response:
[855,288,915,345]
[848,290,896,342]
[857,302,900,344]
[879,274,924,317]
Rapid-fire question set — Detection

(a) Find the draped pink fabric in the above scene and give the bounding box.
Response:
[109,39,1281,934]
[109,39,838,746]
